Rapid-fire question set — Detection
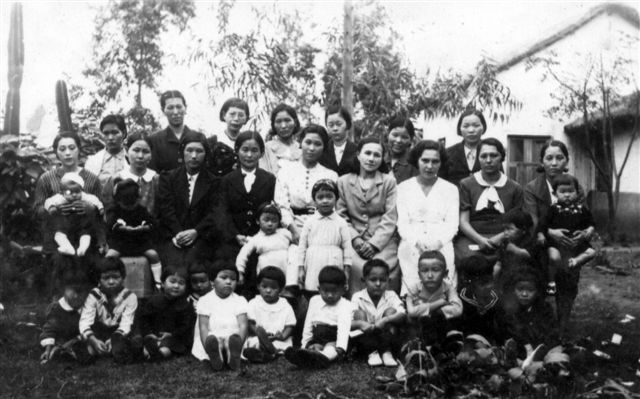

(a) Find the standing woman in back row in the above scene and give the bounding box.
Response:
[260,104,302,176]
[444,109,486,186]
[384,117,418,184]
[322,105,358,176]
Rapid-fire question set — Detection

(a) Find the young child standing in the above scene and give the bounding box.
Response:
[194,263,248,371]
[137,266,195,361]
[78,257,140,364]
[243,266,296,363]
[187,260,213,364]
[105,178,163,289]
[44,172,103,256]
[455,255,501,343]
[406,251,462,345]
[351,259,405,367]
[297,179,353,295]
[285,266,352,369]
[235,202,292,285]
[39,276,90,363]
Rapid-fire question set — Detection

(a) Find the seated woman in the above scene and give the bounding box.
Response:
[260,104,302,176]
[454,138,524,268]
[397,140,459,293]
[337,136,400,293]
[156,135,222,269]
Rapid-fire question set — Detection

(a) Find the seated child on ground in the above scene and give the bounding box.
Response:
[297,180,353,297]
[498,263,558,356]
[236,202,292,286]
[542,174,596,287]
[39,274,90,363]
[243,266,296,363]
[137,266,195,361]
[44,172,103,256]
[455,255,501,343]
[351,259,405,367]
[105,178,163,289]
[77,257,140,364]
[406,251,462,345]
[285,266,351,369]
[194,262,248,371]
[187,260,213,361]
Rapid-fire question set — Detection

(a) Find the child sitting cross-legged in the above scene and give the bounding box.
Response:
[455,255,501,343]
[39,273,90,364]
[187,260,213,361]
[406,251,462,346]
[285,266,351,369]
[243,266,296,363]
[137,266,195,361]
[351,259,405,367]
[77,257,140,364]
[194,262,248,371]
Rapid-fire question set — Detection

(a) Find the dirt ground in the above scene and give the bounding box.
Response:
[0,247,639,399]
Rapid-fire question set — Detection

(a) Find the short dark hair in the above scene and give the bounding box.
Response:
[312,178,338,200]
[502,209,533,231]
[539,139,569,163]
[477,137,506,161]
[503,263,546,301]
[456,108,487,136]
[551,174,579,192]
[409,140,447,169]
[257,266,286,289]
[347,136,389,174]
[300,124,329,151]
[188,260,212,277]
[418,250,447,270]
[160,90,186,109]
[53,132,82,153]
[112,178,140,206]
[388,117,415,139]
[318,265,346,286]
[234,130,265,154]
[162,265,189,282]
[96,257,126,280]
[179,134,210,165]
[257,202,281,222]
[362,259,390,278]
[125,131,150,148]
[270,103,301,137]
[325,105,352,130]
[210,261,238,280]
[220,98,250,121]
[458,255,492,280]
[99,114,127,137]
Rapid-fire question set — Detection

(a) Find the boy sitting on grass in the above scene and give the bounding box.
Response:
[243,266,296,363]
[77,257,140,364]
[351,259,405,367]
[285,266,351,369]
[406,251,462,346]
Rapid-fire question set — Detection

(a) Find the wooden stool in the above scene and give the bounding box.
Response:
[122,256,154,299]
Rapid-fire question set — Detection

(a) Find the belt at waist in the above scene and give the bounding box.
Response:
[292,206,316,216]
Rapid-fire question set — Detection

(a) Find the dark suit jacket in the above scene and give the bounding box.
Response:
[220,168,276,240]
[322,140,358,176]
[444,141,481,187]
[148,126,206,173]
[157,166,221,242]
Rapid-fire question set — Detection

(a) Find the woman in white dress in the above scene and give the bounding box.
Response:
[274,124,338,287]
[397,140,459,294]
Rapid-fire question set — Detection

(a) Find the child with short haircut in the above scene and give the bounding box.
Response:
[194,262,248,371]
[498,264,558,355]
[44,172,103,256]
[542,174,596,290]
[285,266,352,369]
[406,251,462,345]
[236,202,292,286]
[105,178,163,289]
[297,179,353,295]
[137,266,195,361]
[243,266,296,363]
[455,255,501,343]
[39,275,90,363]
[78,257,140,364]
[187,260,213,362]
[351,259,405,367]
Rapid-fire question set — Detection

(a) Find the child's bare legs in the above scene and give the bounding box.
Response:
[54,231,75,255]
[144,249,162,289]
[568,247,596,268]
[547,247,562,294]
[76,234,91,256]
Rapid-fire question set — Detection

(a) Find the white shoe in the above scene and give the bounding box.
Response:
[368,351,383,367]
[382,351,398,367]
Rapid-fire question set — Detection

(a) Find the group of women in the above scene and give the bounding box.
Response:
[33,98,590,327]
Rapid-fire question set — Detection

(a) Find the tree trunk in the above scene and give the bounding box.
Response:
[342,0,354,140]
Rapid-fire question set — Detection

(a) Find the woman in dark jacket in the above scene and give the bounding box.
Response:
[444,109,486,186]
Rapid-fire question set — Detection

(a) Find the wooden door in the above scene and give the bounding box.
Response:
[507,136,550,186]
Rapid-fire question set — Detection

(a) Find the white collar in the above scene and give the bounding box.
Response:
[334,141,347,150]
[58,297,75,312]
[473,171,507,213]
[120,168,156,183]
[463,145,476,156]
[473,171,507,188]
[187,171,199,179]
[241,168,256,177]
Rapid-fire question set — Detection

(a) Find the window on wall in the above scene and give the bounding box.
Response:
[507,135,551,186]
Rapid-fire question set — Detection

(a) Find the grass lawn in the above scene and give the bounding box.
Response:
[1,249,639,398]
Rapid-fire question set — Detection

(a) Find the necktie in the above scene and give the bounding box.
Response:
[188,174,195,204]
[467,149,476,171]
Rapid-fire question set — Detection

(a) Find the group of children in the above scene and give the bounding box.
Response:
[40,168,594,370]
